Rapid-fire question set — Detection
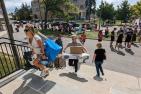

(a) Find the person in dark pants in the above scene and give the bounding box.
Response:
[55,34,63,53]
[125,28,133,49]
[63,35,87,73]
[110,28,116,47]
[93,43,106,77]
[69,59,79,72]
[115,28,124,51]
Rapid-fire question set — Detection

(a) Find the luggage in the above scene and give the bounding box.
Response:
[44,39,62,62]
[23,51,33,68]
[54,54,66,69]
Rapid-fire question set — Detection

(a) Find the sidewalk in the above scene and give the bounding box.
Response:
[0,31,7,37]
[0,64,141,94]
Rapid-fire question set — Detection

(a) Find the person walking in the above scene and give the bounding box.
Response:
[92,43,106,77]
[105,27,109,38]
[63,35,87,73]
[98,30,103,42]
[138,29,141,45]
[131,28,137,44]
[125,28,133,49]
[79,31,87,45]
[115,28,124,50]
[110,28,116,47]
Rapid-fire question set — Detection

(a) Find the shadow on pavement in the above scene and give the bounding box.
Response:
[93,76,103,81]
[59,72,88,82]
[132,43,139,48]
[110,46,126,56]
[125,48,135,55]
[110,46,117,52]
[116,50,126,56]
[13,73,56,94]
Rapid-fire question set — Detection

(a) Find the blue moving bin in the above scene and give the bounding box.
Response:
[44,39,62,62]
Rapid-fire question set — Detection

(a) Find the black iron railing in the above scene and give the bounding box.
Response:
[0,39,30,79]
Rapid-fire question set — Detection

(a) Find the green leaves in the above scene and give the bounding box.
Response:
[116,0,131,23]
[42,0,78,21]
[14,3,31,20]
[85,0,96,20]
[97,1,115,21]
[131,1,141,18]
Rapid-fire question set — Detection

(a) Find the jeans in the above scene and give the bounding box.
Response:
[69,59,78,72]
[95,61,104,77]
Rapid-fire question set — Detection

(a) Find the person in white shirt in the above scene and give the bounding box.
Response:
[24,25,49,75]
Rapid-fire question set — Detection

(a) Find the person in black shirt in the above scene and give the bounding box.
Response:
[92,43,106,77]
[115,28,124,51]
[110,28,116,47]
[131,28,137,44]
[125,28,133,48]
[55,35,63,53]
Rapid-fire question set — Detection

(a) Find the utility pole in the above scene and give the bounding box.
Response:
[1,0,20,69]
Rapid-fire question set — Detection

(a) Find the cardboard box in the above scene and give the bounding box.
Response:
[70,46,84,54]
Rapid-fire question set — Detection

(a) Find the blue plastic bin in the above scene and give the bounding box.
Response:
[44,39,62,62]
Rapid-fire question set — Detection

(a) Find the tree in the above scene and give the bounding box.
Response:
[85,0,96,20]
[116,0,131,23]
[14,3,32,20]
[42,0,78,28]
[97,1,115,22]
[131,1,141,18]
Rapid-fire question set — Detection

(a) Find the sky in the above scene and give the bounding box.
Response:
[4,0,139,13]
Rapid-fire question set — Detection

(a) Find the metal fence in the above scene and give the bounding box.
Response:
[0,38,30,79]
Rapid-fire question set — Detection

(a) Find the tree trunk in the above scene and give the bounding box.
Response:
[44,6,48,29]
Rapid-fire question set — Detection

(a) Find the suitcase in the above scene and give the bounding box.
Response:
[54,54,66,69]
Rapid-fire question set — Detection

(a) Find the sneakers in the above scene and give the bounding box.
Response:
[40,69,49,78]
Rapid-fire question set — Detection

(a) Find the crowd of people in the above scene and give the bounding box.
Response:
[98,23,141,51]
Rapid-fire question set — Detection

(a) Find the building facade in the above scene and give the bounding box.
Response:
[31,0,44,20]
[31,0,87,20]
[70,0,86,19]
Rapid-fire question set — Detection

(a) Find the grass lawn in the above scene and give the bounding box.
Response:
[85,31,98,39]
[0,53,25,78]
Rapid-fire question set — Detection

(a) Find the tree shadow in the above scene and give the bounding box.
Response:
[13,73,56,94]
[125,48,135,55]
[59,72,88,82]
[93,76,103,81]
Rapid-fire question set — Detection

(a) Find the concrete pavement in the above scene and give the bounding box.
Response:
[0,64,141,94]
[0,31,7,37]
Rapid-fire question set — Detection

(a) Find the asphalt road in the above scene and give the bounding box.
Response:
[1,25,141,78]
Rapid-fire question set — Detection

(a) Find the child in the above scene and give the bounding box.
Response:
[79,32,87,45]
[55,35,63,53]
[98,30,103,42]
